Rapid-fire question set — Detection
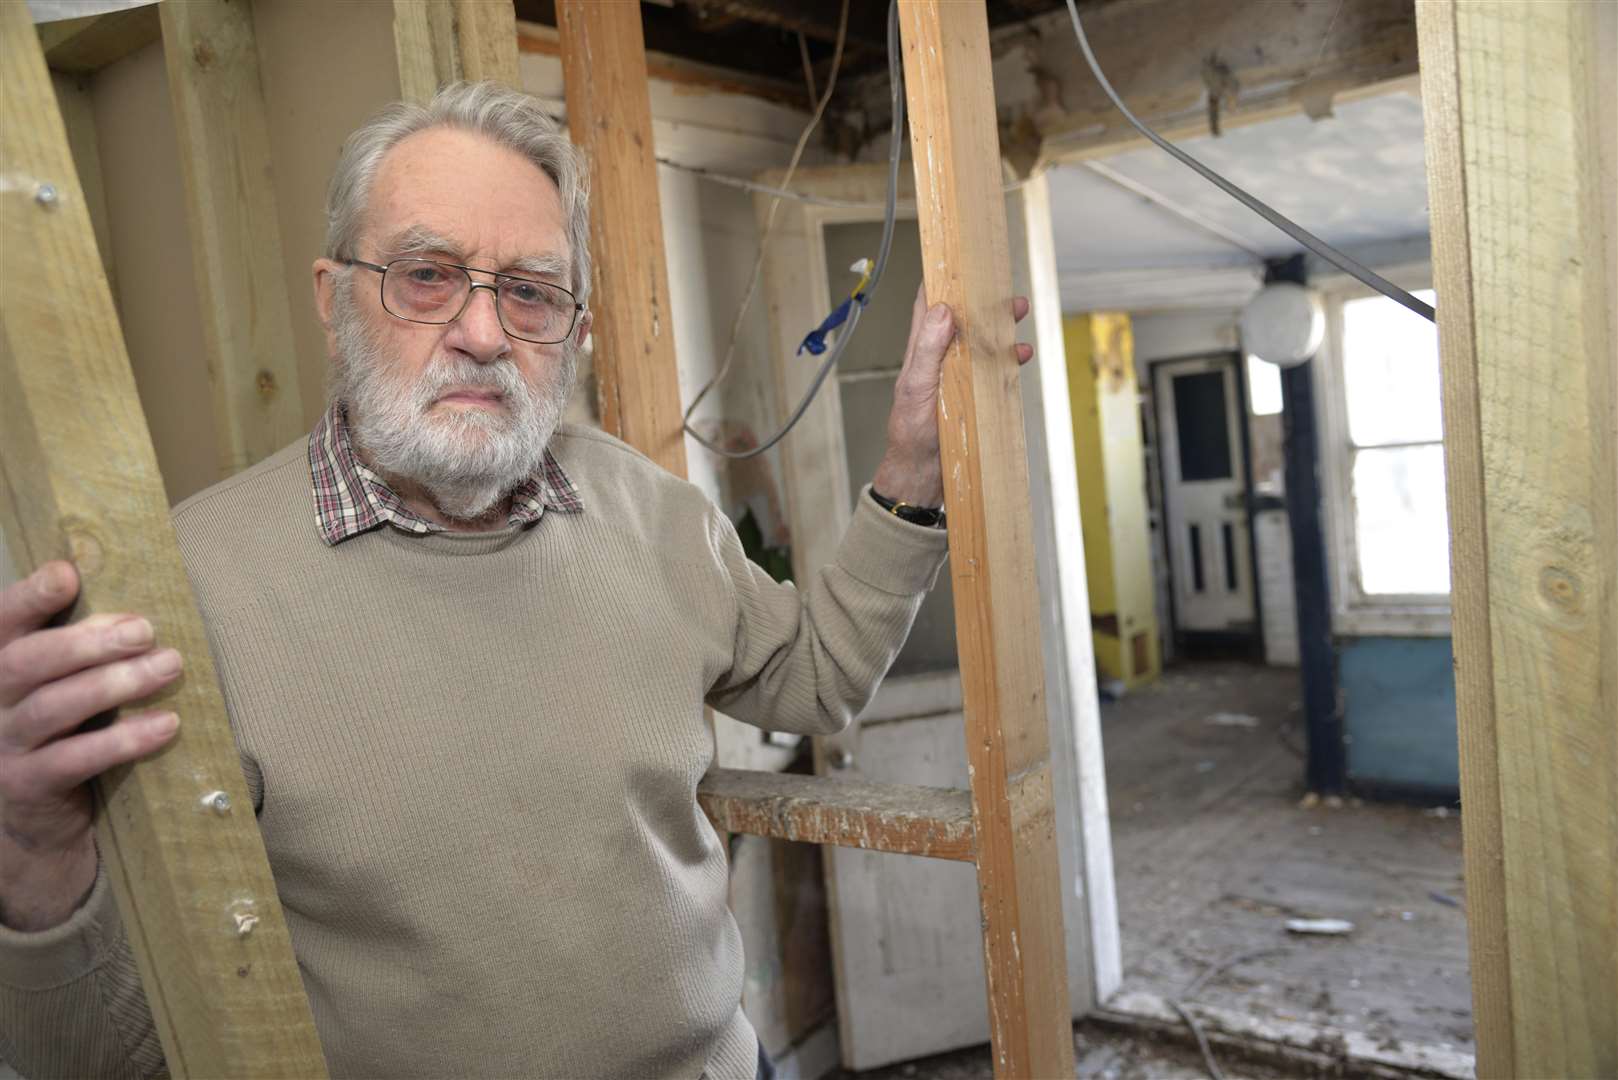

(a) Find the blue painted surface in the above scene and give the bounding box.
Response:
[1340,636,1459,793]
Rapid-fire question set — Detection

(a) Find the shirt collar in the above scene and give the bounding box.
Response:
[308,401,582,546]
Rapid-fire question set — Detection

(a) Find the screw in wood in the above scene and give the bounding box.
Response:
[202,790,232,815]
[34,183,58,209]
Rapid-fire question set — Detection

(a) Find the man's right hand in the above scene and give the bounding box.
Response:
[0,561,183,932]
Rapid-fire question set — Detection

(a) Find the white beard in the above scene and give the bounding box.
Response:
[330,283,575,522]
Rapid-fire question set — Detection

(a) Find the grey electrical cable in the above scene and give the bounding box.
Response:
[1065,0,1436,323]
[684,0,906,461]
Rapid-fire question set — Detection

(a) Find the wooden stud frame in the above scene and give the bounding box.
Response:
[0,6,326,1076]
[1417,2,1617,1075]
[393,0,520,104]
[555,0,689,477]
[897,2,1075,1074]
[158,0,305,480]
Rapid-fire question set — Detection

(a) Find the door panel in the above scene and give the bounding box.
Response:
[1154,356,1256,634]
[828,709,988,1068]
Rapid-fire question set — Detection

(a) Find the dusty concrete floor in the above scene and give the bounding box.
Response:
[830,659,1473,1079]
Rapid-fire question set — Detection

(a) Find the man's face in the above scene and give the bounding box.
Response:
[314,126,588,519]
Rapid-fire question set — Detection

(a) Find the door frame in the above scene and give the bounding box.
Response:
[1147,351,1264,653]
[753,163,1120,1057]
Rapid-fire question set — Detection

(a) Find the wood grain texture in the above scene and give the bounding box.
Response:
[159,0,304,479]
[452,0,519,86]
[698,769,976,861]
[36,3,160,75]
[556,0,688,476]
[1416,3,1617,1076]
[897,3,1074,1076]
[0,7,326,1076]
[392,0,460,103]
[1030,0,1418,167]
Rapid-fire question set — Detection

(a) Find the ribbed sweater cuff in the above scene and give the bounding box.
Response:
[0,862,121,990]
[835,485,950,595]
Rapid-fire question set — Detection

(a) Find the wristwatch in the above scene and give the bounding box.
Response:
[870,488,946,529]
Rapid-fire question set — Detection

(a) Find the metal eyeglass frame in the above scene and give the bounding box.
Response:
[342,258,583,345]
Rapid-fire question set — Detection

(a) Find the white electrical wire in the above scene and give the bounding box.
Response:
[1065,0,1436,322]
[680,0,852,438]
[684,0,907,461]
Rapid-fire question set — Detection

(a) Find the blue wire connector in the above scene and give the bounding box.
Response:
[798,258,875,356]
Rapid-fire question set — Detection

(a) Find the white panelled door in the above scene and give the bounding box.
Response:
[1153,355,1256,634]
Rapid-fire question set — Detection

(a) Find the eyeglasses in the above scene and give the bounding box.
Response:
[342,258,583,345]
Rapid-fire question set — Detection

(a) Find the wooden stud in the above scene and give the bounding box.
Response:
[556,0,688,476]
[698,769,975,862]
[0,7,327,1076]
[36,3,160,76]
[392,0,461,104]
[1417,3,1618,1076]
[897,3,1075,1076]
[159,0,304,479]
[452,0,519,86]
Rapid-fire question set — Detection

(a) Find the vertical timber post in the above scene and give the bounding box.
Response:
[0,6,326,1076]
[555,0,688,477]
[897,2,1076,1075]
[1417,2,1618,1076]
[392,0,518,103]
[159,0,304,478]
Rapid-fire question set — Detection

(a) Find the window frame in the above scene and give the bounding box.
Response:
[1312,264,1452,637]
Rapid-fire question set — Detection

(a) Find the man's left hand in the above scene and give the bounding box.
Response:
[871,286,1034,508]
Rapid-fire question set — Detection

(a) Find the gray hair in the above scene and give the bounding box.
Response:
[325,81,592,305]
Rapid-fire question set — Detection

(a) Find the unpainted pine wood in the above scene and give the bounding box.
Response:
[0,7,326,1076]
[36,3,160,75]
[392,0,460,103]
[698,769,976,861]
[555,0,688,476]
[1416,3,1618,1076]
[452,0,519,86]
[896,3,1074,1076]
[158,0,304,479]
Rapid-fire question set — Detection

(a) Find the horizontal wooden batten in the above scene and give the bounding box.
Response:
[698,769,976,861]
[36,4,160,75]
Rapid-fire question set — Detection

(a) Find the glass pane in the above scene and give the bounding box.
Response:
[1172,371,1233,481]
[1352,444,1451,595]
[1246,353,1283,416]
[1341,289,1441,447]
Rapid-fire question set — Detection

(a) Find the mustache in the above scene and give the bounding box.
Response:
[411,356,526,407]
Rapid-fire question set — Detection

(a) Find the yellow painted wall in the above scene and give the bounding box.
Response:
[1065,313,1160,687]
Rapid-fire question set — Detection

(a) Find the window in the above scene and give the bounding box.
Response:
[1317,281,1451,635]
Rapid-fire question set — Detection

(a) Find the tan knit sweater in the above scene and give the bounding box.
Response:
[0,424,948,1079]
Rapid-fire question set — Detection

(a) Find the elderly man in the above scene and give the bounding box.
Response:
[0,83,1029,1078]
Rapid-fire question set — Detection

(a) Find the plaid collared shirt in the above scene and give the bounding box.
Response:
[308,402,583,546]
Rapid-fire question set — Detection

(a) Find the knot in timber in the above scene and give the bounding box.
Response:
[1538,565,1583,618]
[61,517,106,578]
[256,369,278,400]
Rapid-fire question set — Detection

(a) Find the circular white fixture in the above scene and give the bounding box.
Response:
[1240,282,1325,368]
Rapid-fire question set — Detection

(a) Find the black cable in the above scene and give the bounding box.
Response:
[1064,0,1436,323]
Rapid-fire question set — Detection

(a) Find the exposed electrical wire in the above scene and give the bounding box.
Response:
[680,0,852,449]
[683,0,907,461]
[1064,0,1436,323]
